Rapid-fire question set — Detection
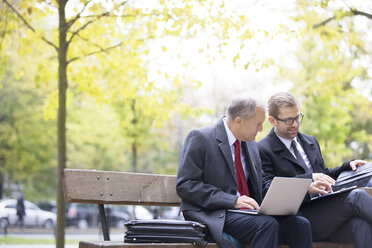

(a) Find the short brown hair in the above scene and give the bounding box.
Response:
[268,92,299,117]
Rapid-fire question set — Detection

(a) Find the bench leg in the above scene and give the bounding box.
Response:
[98,204,110,241]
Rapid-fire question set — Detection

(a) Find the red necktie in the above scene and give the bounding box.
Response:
[233,140,249,197]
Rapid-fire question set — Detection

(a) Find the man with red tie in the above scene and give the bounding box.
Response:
[176,97,312,248]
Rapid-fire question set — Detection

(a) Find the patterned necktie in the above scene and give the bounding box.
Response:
[233,140,250,197]
[291,140,308,170]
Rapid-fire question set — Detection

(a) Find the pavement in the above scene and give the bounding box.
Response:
[1,227,124,248]
[2,245,78,248]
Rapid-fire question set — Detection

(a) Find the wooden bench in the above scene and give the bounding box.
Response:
[63,169,371,248]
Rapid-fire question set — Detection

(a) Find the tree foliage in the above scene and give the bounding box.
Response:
[282,0,372,167]
[0,43,56,199]
[1,2,371,246]
[1,1,250,246]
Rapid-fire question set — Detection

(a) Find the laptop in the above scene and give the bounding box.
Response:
[228,177,312,215]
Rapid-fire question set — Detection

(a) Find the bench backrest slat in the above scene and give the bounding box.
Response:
[63,169,181,206]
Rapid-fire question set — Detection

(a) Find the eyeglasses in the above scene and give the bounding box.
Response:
[273,113,304,125]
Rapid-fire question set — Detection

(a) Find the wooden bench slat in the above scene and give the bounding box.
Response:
[79,241,219,248]
[79,241,355,248]
[63,169,180,205]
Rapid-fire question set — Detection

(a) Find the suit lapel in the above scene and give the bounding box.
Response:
[215,119,237,184]
[297,133,318,171]
[267,129,309,173]
[242,142,262,201]
[241,144,257,183]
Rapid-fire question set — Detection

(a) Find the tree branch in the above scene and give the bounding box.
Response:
[43,0,58,9]
[66,0,92,29]
[350,8,372,19]
[3,0,58,51]
[67,36,150,64]
[313,8,372,29]
[67,1,128,45]
[67,18,96,45]
[313,16,335,29]
[81,12,163,19]
[67,41,125,64]
[68,31,105,51]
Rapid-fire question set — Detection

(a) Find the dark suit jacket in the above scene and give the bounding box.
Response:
[176,118,265,248]
[258,128,351,195]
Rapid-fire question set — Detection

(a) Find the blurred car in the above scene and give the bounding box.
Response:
[0,199,56,229]
[131,205,153,220]
[36,201,56,213]
[160,207,184,220]
[65,203,143,229]
[104,205,131,229]
[107,205,153,223]
[66,203,97,229]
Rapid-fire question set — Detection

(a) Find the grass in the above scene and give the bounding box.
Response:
[0,236,79,244]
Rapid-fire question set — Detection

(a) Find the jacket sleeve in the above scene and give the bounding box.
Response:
[313,138,351,179]
[259,146,276,196]
[176,130,237,210]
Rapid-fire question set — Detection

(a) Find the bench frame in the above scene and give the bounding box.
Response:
[63,169,185,246]
[63,169,370,248]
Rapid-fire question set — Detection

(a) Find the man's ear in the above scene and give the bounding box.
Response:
[267,116,276,125]
[235,116,242,124]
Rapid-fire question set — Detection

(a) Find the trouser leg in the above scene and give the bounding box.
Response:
[345,189,372,224]
[224,212,279,248]
[365,177,372,187]
[326,217,372,248]
[300,189,372,241]
[276,215,312,248]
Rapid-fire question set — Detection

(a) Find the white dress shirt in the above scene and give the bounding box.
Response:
[276,134,313,171]
[223,118,248,196]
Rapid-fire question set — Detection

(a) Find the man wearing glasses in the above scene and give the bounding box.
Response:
[258,92,372,248]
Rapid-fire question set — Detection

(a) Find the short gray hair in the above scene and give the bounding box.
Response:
[227,97,266,121]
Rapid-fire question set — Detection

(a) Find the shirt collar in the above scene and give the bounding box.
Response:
[275,133,299,151]
[223,117,237,147]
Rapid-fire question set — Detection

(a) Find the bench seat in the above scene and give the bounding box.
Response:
[62,169,370,248]
[79,241,355,248]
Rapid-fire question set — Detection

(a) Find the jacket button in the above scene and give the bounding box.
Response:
[219,213,224,218]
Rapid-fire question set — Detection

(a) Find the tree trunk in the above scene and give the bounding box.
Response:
[131,142,137,173]
[0,172,3,199]
[130,100,138,173]
[56,1,68,247]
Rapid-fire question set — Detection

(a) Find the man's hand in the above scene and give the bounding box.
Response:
[234,195,260,210]
[312,173,335,186]
[308,180,333,195]
[350,160,367,171]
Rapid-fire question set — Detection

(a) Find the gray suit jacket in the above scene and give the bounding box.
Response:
[176,118,265,248]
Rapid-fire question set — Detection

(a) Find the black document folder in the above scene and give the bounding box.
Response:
[124,219,209,245]
[333,162,372,191]
[311,162,372,200]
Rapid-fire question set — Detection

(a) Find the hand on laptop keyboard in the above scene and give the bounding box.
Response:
[234,195,260,210]
[308,180,333,195]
